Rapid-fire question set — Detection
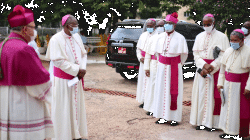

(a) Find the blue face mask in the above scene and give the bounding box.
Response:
[241,27,248,35]
[164,24,173,32]
[230,42,240,50]
[147,28,154,33]
[69,26,79,35]
[156,27,164,33]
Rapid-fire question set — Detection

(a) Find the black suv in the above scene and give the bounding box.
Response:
[105,19,204,80]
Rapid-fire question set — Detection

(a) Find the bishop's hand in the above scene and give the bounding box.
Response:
[217,86,223,93]
[243,89,250,99]
[140,58,144,64]
[203,64,214,73]
[77,69,86,80]
[145,70,150,77]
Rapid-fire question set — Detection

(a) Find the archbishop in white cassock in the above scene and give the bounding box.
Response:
[217,29,250,139]
[153,12,188,125]
[46,15,88,140]
[190,14,230,130]
[136,19,157,107]
[143,20,165,115]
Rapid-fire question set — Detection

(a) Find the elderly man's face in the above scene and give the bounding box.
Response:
[243,21,250,35]
[230,35,244,47]
[67,18,78,31]
[165,21,176,28]
[147,21,155,28]
[156,20,165,27]
[203,17,214,27]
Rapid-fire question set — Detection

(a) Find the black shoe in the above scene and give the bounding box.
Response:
[196,125,205,130]
[146,112,153,116]
[170,121,179,126]
[139,103,144,108]
[205,126,217,132]
[219,133,230,139]
[155,118,167,124]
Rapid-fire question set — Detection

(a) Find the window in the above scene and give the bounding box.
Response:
[184,12,191,17]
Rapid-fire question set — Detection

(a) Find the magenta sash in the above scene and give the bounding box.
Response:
[151,55,157,60]
[159,55,181,110]
[53,66,84,88]
[141,50,146,57]
[225,72,250,137]
[204,59,221,115]
[54,66,74,80]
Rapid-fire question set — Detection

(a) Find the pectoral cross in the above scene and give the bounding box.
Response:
[163,49,168,55]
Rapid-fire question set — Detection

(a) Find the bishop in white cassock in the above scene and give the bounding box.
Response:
[190,14,230,130]
[0,5,54,140]
[241,21,250,47]
[136,19,157,107]
[153,12,188,125]
[143,20,165,115]
[217,29,250,139]
[46,15,88,140]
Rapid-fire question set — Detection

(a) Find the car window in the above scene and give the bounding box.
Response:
[175,24,191,39]
[111,25,143,39]
[186,24,204,39]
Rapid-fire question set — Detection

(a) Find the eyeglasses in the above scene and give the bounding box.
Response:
[243,26,250,29]
[26,25,36,30]
[69,24,79,28]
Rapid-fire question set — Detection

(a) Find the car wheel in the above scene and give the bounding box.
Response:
[119,71,138,80]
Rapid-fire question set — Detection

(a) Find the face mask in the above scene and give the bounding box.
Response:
[30,30,37,41]
[203,25,214,34]
[241,27,248,35]
[164,24,174,32]
[230,42,240,50]
[147,28,154,33]
[156,27,164,33]
[69,26,79,35]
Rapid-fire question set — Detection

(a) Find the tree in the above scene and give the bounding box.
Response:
[185,0,250,35]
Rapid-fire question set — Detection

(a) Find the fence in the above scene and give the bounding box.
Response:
[0,27,9,37]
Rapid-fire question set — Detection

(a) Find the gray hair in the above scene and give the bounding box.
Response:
[147,19,156,26]
[11,26,23,32]
[230,31,244,39]
[156,20,164,25]
[203,16,215,22]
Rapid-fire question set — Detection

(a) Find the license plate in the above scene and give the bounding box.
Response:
[118,47,126,54]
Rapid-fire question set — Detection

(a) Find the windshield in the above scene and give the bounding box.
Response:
[111,25,143,39]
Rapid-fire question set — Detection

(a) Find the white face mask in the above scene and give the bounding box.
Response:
[156,27,164,33]
[30,30,37,41]
[203,24,214,34]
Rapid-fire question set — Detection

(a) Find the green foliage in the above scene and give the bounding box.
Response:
[185,0,250,35]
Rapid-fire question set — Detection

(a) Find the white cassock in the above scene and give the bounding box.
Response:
[46,30,88,140]
[136,30,157,104]
[217,45,250,135]
[245,34,250,47]
[143,32,163,112]
[190,29,230,129]
[153,31,188,122]
[28,40,40,55]
[0,82,54,140]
